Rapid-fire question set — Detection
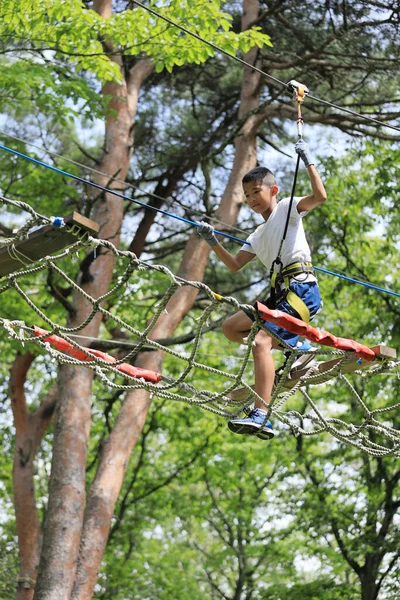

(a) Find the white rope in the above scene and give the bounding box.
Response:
[1,196,399,456]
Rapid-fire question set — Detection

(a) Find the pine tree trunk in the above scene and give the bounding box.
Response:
[71,2,262,597]
[129,175,181,257]
[34,2,154,597]
[10,353,56,600]
[360,570,379,600]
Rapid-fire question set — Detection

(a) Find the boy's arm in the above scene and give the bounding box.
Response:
[197,221,255,272]
[294,139,327,212]
[214,246,255,272]
[297,165,327,211]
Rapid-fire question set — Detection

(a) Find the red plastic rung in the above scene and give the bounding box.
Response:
[32,326,163,383]
[255,301,376,362]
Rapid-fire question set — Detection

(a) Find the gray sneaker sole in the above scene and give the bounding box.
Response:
[256,428,275,441]
[228,420,274,440]
[290,355,318,376]
[228,420,259,435]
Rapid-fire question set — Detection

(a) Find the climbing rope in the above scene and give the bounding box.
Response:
[268,80,307,300]
[0,6,399,455]
[0,198,399,456]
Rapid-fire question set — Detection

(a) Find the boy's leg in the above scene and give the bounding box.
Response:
[222,313,279,404]
[252,329,280,409]
[222,310,253,343]
[223,315,277,439]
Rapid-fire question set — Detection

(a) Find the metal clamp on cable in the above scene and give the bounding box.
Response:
[287,80,309,138]
[287,80,309,102]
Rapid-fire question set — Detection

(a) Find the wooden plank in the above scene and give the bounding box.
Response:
[284,344,396,389]
[65,212,100,233]
[229,345,397,402]
[0,212,99,278]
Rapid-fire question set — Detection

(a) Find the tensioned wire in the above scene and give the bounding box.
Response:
[1,141,400,300]
[1,130,394,293]
[1,7,399,293]
[0,130,247,237]
[132,0,400,135]
[0,142,246,242]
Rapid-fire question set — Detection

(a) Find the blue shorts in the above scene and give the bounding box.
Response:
[257,281,322,348]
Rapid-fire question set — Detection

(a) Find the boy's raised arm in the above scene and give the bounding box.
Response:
[197,221,255,272]
[295,139,327,212]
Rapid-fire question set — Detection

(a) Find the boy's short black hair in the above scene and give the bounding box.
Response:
[242,167,276,188]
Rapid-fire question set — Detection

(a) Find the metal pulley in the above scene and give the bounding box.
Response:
[287,80,309,138]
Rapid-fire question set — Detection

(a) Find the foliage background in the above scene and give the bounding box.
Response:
[0,1,399,599]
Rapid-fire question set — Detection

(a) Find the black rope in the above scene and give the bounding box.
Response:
[133,1,286,89]
[132,0,400,134]
[279,154,301,259]
[268,153,301,288]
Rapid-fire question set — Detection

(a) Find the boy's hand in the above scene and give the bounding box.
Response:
[197,221,219,246]
[295,139,314,167]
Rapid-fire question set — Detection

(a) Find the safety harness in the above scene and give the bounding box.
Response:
[267,81,315,324]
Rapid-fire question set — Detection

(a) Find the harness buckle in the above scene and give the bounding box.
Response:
[273,262,315,293]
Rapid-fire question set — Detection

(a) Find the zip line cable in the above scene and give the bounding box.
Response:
[1,5,399,296]
[315,267,400,298]
[0,130,247,236]
[0,142,246,245]
[132,0,400,135]
[0,141,399,300]
[1,133,393,288]
[133,1,286,88]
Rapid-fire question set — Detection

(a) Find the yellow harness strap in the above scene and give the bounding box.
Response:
[280,261,314,278]
[286,290,310,323]
[270,261,314,323]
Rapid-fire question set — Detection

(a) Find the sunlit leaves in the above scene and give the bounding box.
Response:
[0,0,272,81]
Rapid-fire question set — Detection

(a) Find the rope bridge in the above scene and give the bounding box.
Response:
[0,196,398,457]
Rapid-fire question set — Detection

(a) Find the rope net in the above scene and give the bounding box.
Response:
[1,197,399,457]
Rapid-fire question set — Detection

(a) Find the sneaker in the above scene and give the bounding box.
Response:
[228,409,275,440]
[295,339,313,352]
[256,424,276,441]
[290,353,318,374]
[289,341,318,376]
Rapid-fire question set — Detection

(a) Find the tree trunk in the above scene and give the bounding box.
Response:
[10,353,56,600]
[71,1,262,597]
[360,568,379,600]
[34,2,154,598]
[129,173,181,257]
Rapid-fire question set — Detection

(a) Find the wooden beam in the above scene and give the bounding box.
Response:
[229,345,397,402]
[0,212,99,278]
[283,344,396,389]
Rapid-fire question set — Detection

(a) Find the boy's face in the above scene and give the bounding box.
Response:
[243,180,278,218]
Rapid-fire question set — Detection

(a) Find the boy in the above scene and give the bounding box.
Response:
[197,139,326,440]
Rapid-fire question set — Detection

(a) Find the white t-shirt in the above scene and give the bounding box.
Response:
[241,196,316,282]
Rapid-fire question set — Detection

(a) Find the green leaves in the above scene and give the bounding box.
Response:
[0,0,272,82]
[108,0,271,73]
[0,0,272,125]
[1,0,119,80]
[1,3,400,598]
[304,139,400,345]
